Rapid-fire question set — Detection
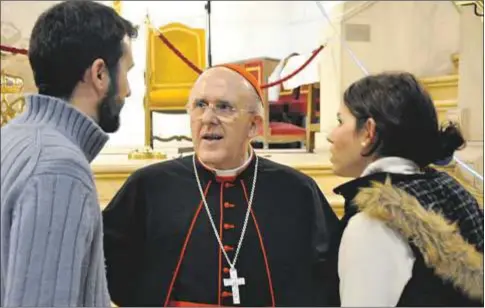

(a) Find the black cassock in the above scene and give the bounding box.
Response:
[103,154,341,307]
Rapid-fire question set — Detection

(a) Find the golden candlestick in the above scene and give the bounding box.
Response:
[128,146,167,160]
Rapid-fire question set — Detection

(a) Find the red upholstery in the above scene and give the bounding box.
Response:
[257,122,305,136]
[271,96,320,115]
[269,122,305,136]
[273,92,307,114]
[267,102,283,116]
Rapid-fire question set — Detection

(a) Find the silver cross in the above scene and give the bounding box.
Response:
[223,267,245,305]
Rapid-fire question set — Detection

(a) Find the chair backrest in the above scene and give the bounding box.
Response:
[276,83,320,130]
[146,22,205,90]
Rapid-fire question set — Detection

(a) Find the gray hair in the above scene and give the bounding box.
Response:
[243,79,264,117]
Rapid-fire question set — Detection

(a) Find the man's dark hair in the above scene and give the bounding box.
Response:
[343,72,465,167]
[28,0,138,99]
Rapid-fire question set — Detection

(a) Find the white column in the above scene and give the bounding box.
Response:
[316,2,345,151]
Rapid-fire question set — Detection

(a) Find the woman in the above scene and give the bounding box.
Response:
[328,72,483,307]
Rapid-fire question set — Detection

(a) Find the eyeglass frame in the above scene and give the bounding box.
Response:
[185,99,253,119]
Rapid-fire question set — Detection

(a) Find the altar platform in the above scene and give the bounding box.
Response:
[92,146,347,216]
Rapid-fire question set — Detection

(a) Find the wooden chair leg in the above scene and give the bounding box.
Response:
[149,111,154,149]
[144,106,153,148]
[309,131,315,153]
[305,129,316,153]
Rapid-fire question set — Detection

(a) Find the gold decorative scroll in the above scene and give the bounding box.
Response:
[1,95,25,126]
[112,1,122,15]
[1,70,23,94]
[0,70,25,126]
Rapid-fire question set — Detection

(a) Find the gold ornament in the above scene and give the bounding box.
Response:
[1,71,25,126]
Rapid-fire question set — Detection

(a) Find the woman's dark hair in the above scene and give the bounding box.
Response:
[343,72,465,167]
[28,0,138,99]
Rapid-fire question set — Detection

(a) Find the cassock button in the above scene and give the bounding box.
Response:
[223,202,235,209]
[223,245,234,252]
[221,291,233,298]
[223,267,230,273]
[224,223,235,230]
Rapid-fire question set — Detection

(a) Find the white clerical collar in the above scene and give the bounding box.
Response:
[213,150,254,177]
[198,149,254,177]
[361,156,421,177]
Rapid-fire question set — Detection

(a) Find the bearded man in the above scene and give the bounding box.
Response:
[103,64,340,307]
[0,1,136,306]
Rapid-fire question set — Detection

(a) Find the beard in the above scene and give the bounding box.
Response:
[97,69,124,133]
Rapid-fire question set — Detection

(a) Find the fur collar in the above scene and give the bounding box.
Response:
[353,177,484,302]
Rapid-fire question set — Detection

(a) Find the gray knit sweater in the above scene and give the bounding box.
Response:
[0,94,111,307]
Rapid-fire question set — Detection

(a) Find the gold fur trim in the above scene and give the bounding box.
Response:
[353,177,484,302]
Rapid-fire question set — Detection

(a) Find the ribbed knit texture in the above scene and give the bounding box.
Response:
[0,94,111,307]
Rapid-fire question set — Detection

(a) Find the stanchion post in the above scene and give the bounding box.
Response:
[205,1,212,67]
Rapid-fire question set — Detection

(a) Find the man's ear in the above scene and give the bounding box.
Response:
[87,58,109,93]
[248,115,263,139]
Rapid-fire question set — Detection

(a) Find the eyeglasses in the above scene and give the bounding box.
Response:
[186,100,246,119]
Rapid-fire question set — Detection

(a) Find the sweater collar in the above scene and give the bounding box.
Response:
[14,94,109,162]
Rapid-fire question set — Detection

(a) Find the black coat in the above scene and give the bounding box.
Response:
[334,169,484,307]
[102,155,341,307]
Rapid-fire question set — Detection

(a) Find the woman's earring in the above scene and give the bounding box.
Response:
[361,142,367,147]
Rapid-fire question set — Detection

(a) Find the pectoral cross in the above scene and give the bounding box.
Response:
[223,267,245,305]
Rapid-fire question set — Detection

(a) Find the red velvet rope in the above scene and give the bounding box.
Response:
[155,33,325,89]
[0,38,325,89]
[0,44,28,55]
[156,32,204,75]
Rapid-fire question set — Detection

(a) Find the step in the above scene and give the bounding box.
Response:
[420,74,459,101]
